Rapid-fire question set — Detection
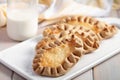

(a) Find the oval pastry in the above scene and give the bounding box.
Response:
[33,16,118,77]
[58,16,118,40]
[33,23,100,77]
[43,23,100,54]
[33,37,83,77]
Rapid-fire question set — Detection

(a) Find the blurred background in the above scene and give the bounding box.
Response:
[0,0,120,28]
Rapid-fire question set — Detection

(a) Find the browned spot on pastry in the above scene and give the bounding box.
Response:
[83,43,89,50]
[62,39,68,44]
[71,16,76,21]
[99,31,106,38]
[40,67,45,74]
[87,35,93,42]
[56,25,61,30]
[71,34,74,38]
[67,53,77,63]
[36,49,44,54]
[110,26,115,32]
[62,61,69,70]
[103,28,109,32]
[68,30,72,34]
[48,43,56,47]
[75,43,82,48]
[93,42,99,48]
[42,46,49,50]
[33,59,39,63]
[73,26,76,29]
[33,63,39,71]
[85,29,90,32]
[66,17,71,22]
[62,19,67,23]
[54,40,61,46]
[84,38,93,47]
[49,35,56,40]
[94,20,99,25]
[81,32,85,37]
[77,16,80,22]
[51,67,57,76]
[57,65,66,75]
[79,26,83,30]
[84,17,88,22]
[64,25,68,30]
[42,67,51,76]
[35,66,44,74]
[89,18,93,24]
[72,50,82,57]
[36,40,46,50]
[34,54,42,59]
[59,31,65,38]
[91,33,96,37]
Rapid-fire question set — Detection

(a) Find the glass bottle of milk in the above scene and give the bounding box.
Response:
[7,0,38,41]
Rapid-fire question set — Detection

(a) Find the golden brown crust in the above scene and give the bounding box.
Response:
[43,23,100,54]
[42,15,118,40]
[57,16,118,40]
[33,37,83,77]
[33,16,118,77]
[33,23,101,76]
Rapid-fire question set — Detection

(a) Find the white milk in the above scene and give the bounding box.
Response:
[7,9,38,41]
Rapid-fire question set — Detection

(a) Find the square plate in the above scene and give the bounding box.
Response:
[0,18,120,80]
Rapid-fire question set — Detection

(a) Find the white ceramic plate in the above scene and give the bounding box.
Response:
[0,18,120,80]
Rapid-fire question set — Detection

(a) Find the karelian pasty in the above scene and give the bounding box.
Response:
[43,23,100,54]
[58,16,118,40]
[33,16,118,77]
[33,23,100,77]
[33,37,79,77]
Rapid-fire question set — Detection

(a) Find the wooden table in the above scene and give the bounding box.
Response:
[0,8,120,80]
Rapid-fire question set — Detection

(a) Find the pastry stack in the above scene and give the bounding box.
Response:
[33,16,118,77]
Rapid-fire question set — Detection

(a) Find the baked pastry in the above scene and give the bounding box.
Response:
[40,16,118,40]
[33,16,118,77]
[33,37,82,77]
[58,16,118,40]
[43,23,100,54]
[33,23,100,77]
